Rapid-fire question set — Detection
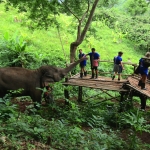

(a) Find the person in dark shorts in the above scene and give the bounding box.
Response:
[85,48,100,79]
[138,52,150,90]
[112,51,124,81]
[78,49,87,78]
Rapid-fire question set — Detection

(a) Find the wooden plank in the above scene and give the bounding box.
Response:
[66,80,123,87]
[63,82,127,91]
[128,76,150,98]
[126,84,150,98]
[69,77,127,83]
[71,82,122,88]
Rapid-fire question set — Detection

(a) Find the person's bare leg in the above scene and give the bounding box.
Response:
[95,69,98,78]
[90,69,94,78]
[112,72,117,80]
[83,67,87,76]
[80,67,83,78]
[141,74,147,89]
[118,73,121,81]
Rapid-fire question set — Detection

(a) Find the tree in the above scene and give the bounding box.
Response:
[2,0,118,62]
[62,0,99,63]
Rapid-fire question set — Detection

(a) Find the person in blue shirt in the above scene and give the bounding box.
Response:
[138,52,150,90]
[112,51,124,81]
[79,49,87,78]
[85,48,100,79]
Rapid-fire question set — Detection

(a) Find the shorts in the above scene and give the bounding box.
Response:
[91,66,98,70]
[140,66,148,76]
[113,64,122,74]
[80,64,86,68]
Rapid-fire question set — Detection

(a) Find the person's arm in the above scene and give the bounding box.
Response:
[96,56,100,62]
[97,53,100,62]
[120,60,124,69]
[84,53,89,57]
[84,53,91,59]
[113,56,116,64]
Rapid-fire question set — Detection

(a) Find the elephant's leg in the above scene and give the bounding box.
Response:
[30,90,42,108]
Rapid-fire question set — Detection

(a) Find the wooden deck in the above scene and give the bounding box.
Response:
[63,73,128,92]
[128,76,150,98]
[63,73,150,98]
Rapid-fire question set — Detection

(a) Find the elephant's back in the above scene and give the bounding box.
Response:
[0,67,36,88]
[0,67,34,76]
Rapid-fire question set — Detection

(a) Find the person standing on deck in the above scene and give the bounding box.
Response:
[78,49,87,78]
[138,52,150,90]
[112,51,124,81]
[85,48,100,79]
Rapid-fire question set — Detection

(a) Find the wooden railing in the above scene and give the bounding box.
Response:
[97,60,138,77]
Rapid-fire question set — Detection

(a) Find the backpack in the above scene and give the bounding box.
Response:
[134,65,140,74]
[142,58,150,68]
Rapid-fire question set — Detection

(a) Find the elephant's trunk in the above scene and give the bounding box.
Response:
[63,57,87,74]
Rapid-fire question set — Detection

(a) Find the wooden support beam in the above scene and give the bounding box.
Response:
[101,89,116,98]
[78,86,82,102]
[64,78,69,105]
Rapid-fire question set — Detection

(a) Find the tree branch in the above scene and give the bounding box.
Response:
[59,0,79,20]
[79,0,99,42]
[77,0,90,40]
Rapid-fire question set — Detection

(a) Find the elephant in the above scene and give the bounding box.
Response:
[0,57,87,103]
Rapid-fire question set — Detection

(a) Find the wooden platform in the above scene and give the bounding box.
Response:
[63,73,150,98]
[127,76,150,98]
[63,73,128,92]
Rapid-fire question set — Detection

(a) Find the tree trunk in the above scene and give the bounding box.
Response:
[70,42,79,63]
[70,0,99,63]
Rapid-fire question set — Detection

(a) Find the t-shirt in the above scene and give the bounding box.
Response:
[88,52,100,62]
[114,56,122,65]
[79,53,86,66]
[139,58,149,75]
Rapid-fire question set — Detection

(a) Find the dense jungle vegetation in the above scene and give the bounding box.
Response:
[0,0,150,149]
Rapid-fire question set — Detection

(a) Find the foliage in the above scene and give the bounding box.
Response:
[123,0,149,16]
[0,95,18,121]
[3,0,61,30]
[95,7,150,52]
[0,95,128,150]
[0,32,37,68]
[121,110,150,150]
